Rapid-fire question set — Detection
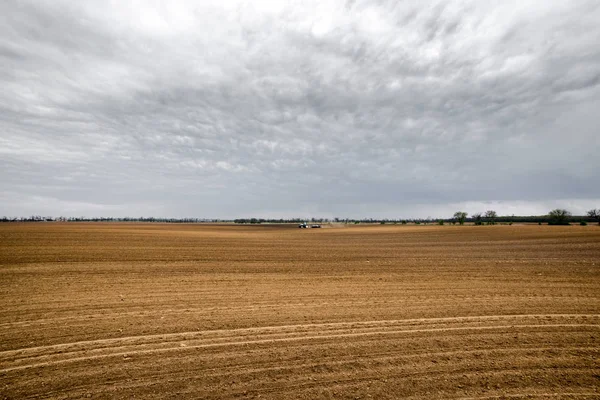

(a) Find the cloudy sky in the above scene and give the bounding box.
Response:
[1,0,599,219]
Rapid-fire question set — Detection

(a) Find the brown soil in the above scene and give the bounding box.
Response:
[1,223,599,399]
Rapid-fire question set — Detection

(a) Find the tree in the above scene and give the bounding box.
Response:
[484,210,497,225]
[453,211,468,225]
[548,209,571,225]
[472,212,483,225]
[587,209,600,225]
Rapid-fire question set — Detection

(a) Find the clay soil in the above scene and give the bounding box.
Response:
[1,223,599,399]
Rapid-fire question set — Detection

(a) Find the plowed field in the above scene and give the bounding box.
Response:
[1,223,599,399]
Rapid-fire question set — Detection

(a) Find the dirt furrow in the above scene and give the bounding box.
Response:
[2,223,599,399]
[2,322,598,373]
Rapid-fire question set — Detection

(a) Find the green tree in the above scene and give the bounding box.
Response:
[484,210,497,225]
[453,211,468,225]
[587,208,600,225]
[548,209,571,225]
[473,212,483,225]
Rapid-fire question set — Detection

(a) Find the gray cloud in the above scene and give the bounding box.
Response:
[1,0,600,218]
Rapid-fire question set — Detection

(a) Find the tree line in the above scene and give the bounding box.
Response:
[2,209,599,225]
[448,208,600,226]
[0,216,226,223]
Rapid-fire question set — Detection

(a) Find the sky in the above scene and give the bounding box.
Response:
[1,0,599,219]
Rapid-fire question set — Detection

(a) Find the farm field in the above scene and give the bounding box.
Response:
[1,223,599,399]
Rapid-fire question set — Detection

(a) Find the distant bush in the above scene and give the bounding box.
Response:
[438,220,444,225]
[401,220,407,225]
[453,211,468,225]
[587,209,600,225]
[484,210,497,225]
[415,221,421,225]
[580,221,588,226]
[548,209,571,225]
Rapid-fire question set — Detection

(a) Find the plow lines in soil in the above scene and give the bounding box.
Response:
[1,223,599,398]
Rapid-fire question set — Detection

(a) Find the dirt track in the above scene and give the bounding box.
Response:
[1,223,599,399]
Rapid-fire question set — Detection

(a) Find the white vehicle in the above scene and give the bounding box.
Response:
[299,222,321,228]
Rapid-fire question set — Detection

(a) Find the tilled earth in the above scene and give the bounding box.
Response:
[0,223,599,399]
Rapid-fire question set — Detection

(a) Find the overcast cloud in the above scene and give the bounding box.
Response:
[1,0,599,219]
